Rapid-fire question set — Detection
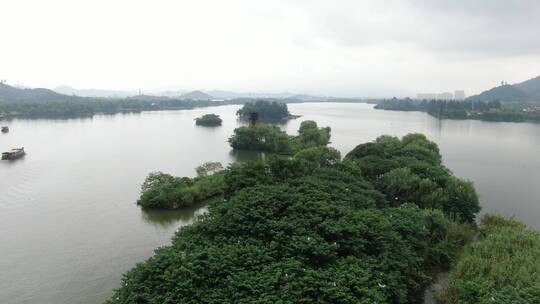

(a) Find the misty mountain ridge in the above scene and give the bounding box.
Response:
[54,86,136,98]
[179,90,213,100]
[1,83,326,103]
[0,83,81,103]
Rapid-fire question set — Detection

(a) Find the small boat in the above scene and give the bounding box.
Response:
[1,126,8,133]
[2,147,25,160]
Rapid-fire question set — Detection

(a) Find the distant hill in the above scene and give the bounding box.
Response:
[288,94,325,101]
[203,90,245,99]
[158,89,297,100]
[466,84,532,102]
[514,75,540,98]
[467,75,540,103]
[54,86,135,98]
[0,83,80,103]
[179,90,213,100]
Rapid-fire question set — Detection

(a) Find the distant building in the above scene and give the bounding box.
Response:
[454,90,466,100]
[417,93,438,100]
[438,92,453,100]
[417,90,466,100]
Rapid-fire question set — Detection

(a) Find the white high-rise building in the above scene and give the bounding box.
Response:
[417,90,465,100]
[454,90,466,100]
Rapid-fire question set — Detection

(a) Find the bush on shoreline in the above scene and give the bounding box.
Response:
[137,171,225,209]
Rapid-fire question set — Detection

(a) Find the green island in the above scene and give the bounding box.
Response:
[236,100,293,121]
[195,114,223,126]
[374,98,540,122]
[108,121,536,303]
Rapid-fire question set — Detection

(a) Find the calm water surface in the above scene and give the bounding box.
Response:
[1,103,539,304]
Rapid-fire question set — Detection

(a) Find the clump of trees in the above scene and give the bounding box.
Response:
[137,171,225,209]
[195,114,222,126]
[439,214,540,303]
[345,133,480,223]
[295,120,331,148]
[228,124,293,153]
[228,120,331,154]
[236,100,290,121]
[109,131,484,303]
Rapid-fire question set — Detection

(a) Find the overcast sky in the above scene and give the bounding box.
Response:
[1,0,539,97]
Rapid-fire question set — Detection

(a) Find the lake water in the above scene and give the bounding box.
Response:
[1,103,539,304]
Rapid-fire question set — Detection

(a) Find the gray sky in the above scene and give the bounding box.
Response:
[1,0,539,97]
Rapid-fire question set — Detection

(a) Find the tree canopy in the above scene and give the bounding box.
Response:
[345,134,480,223]
[110,132,483,303]
[228,120,331,154]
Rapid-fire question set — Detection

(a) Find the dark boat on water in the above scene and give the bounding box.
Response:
[2,147,25,160]
[1,126,8,133]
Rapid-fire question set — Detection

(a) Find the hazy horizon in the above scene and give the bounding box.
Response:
[1,0,540,97]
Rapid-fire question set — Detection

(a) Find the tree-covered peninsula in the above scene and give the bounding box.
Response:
[109,129,486,303]
[195,114,222,126]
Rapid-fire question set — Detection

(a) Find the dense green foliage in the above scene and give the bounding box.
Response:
[295,120,331,148]
[109,131,484,303]
[228,124,293,153]
[374,98,540,122]
[138,172,225,209]
[195,114,222,126]
[440,215,540,304]
[345,134,480,223]
[228,120,331,154]
[236,100,290,121]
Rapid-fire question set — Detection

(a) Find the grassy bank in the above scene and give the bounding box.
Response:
[439,214,540,303]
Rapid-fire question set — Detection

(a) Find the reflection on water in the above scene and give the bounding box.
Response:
[140,203,209,229]
[229,149,269,162]
[1,153,27,165]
